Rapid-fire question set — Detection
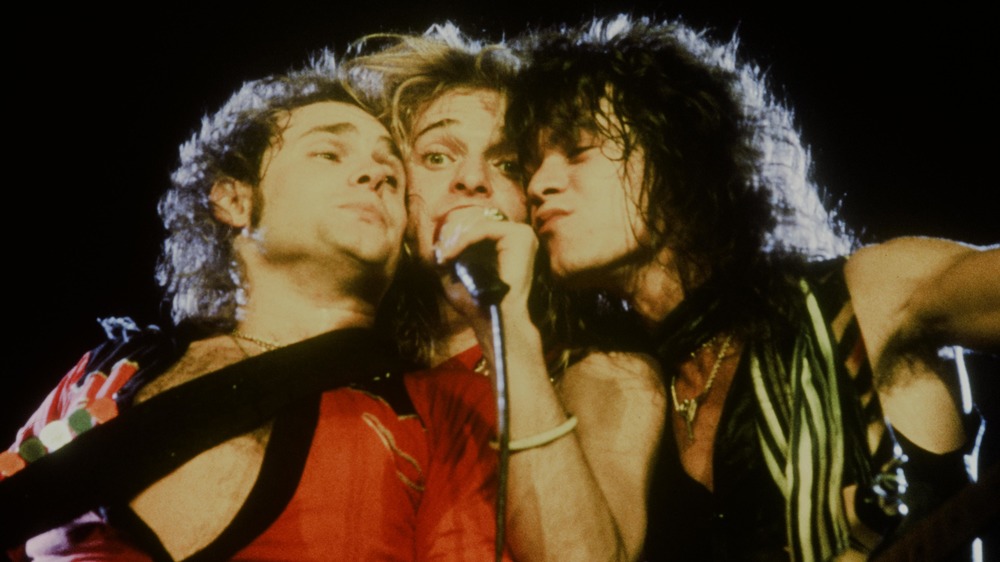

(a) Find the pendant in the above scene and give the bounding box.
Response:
[677,398,698,441]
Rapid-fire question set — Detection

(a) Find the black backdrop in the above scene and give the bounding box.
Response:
[4,0,997,549]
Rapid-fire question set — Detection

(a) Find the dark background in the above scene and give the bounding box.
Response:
[4,0,996,549]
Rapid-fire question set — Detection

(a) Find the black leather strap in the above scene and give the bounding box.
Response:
[0,327,404,549]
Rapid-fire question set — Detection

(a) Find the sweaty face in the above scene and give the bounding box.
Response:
[526,125,649,288]
[252,101,407,278]
[405,88,526,264]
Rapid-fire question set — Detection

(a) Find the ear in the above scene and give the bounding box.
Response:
[209,178,253,228]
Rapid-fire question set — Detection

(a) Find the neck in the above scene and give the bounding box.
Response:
[427,295,480,366]
[235,295,375,347]
[235,250,385,347]
[622,247,688,329]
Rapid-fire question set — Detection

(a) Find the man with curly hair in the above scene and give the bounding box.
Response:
[0,56,492,560]
[347,22,667,562]
[508,15,998,561]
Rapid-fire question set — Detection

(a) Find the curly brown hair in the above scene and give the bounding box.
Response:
[507,15,855,330]
[157,54,369,331]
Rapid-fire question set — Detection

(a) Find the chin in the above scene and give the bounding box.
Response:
[347,245,395,268]
[552,256,623,292]
[551,260,595,289]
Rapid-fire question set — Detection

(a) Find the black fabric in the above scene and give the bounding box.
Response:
[644,258,983,560]
[896,412,980,520]
[873,458,998,562]
[105,394,325,562]
[651,276,731,366]
[79,324,191,409]
[644,352,788,562]
[871,410,984,562]
[188,394,323,562]
[643,259,872,561]
[0,326,407,550]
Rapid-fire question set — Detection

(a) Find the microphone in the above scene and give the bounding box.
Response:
[453,240,510,307]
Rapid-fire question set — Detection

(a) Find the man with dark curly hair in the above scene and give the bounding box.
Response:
[507,15,998,561]
[1,56,497,560]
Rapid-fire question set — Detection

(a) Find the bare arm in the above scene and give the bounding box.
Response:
[901,241,1000,350]
[846,236,999,362]
[491,311,664,562]
[435,208,665,561]
[554,351,666,559]
[845,236,999,453]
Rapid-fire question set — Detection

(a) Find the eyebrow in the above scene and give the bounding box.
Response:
[412,118,457,143]
[484,138,517,160]
[413,118,515,159]
[303,122,360,138]
[303,123,401,162]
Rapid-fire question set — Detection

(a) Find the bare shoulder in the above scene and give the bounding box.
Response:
[562,350,665,394]
[845,237,978,327]
[846,237,976,287]
[137,335,245,402]
[847,236,1000,359]
[844,237,956,284]
[558,350,666,439]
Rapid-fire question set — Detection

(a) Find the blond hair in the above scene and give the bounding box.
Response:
[345,24,525,366]
[345,23,521,150]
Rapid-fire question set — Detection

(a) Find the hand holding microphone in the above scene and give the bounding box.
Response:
[453,239,509,306]
[435,207,511,307]
[435,206,517,560]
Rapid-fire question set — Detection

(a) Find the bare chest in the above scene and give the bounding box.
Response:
[134,339,247,401]
[670,349,741,491]
[131,338,275,559]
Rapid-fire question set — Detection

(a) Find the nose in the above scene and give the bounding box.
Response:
[451,156,491,197]
[526,153,568,205]
[352,160,399,192]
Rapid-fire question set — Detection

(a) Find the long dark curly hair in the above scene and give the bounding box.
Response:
[507,15,855,334]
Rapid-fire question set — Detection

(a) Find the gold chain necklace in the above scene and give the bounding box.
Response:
[670,334,734,442]
[231,330,283,352]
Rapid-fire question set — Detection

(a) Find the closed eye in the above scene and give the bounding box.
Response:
[316,151,342,163]
[567,145,597,161]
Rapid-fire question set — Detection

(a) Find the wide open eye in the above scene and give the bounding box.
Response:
[423,152,454,168]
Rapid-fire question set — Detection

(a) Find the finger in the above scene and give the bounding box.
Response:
[435,206,510,243]
[434,217,516,265]
[434,206,512,261]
